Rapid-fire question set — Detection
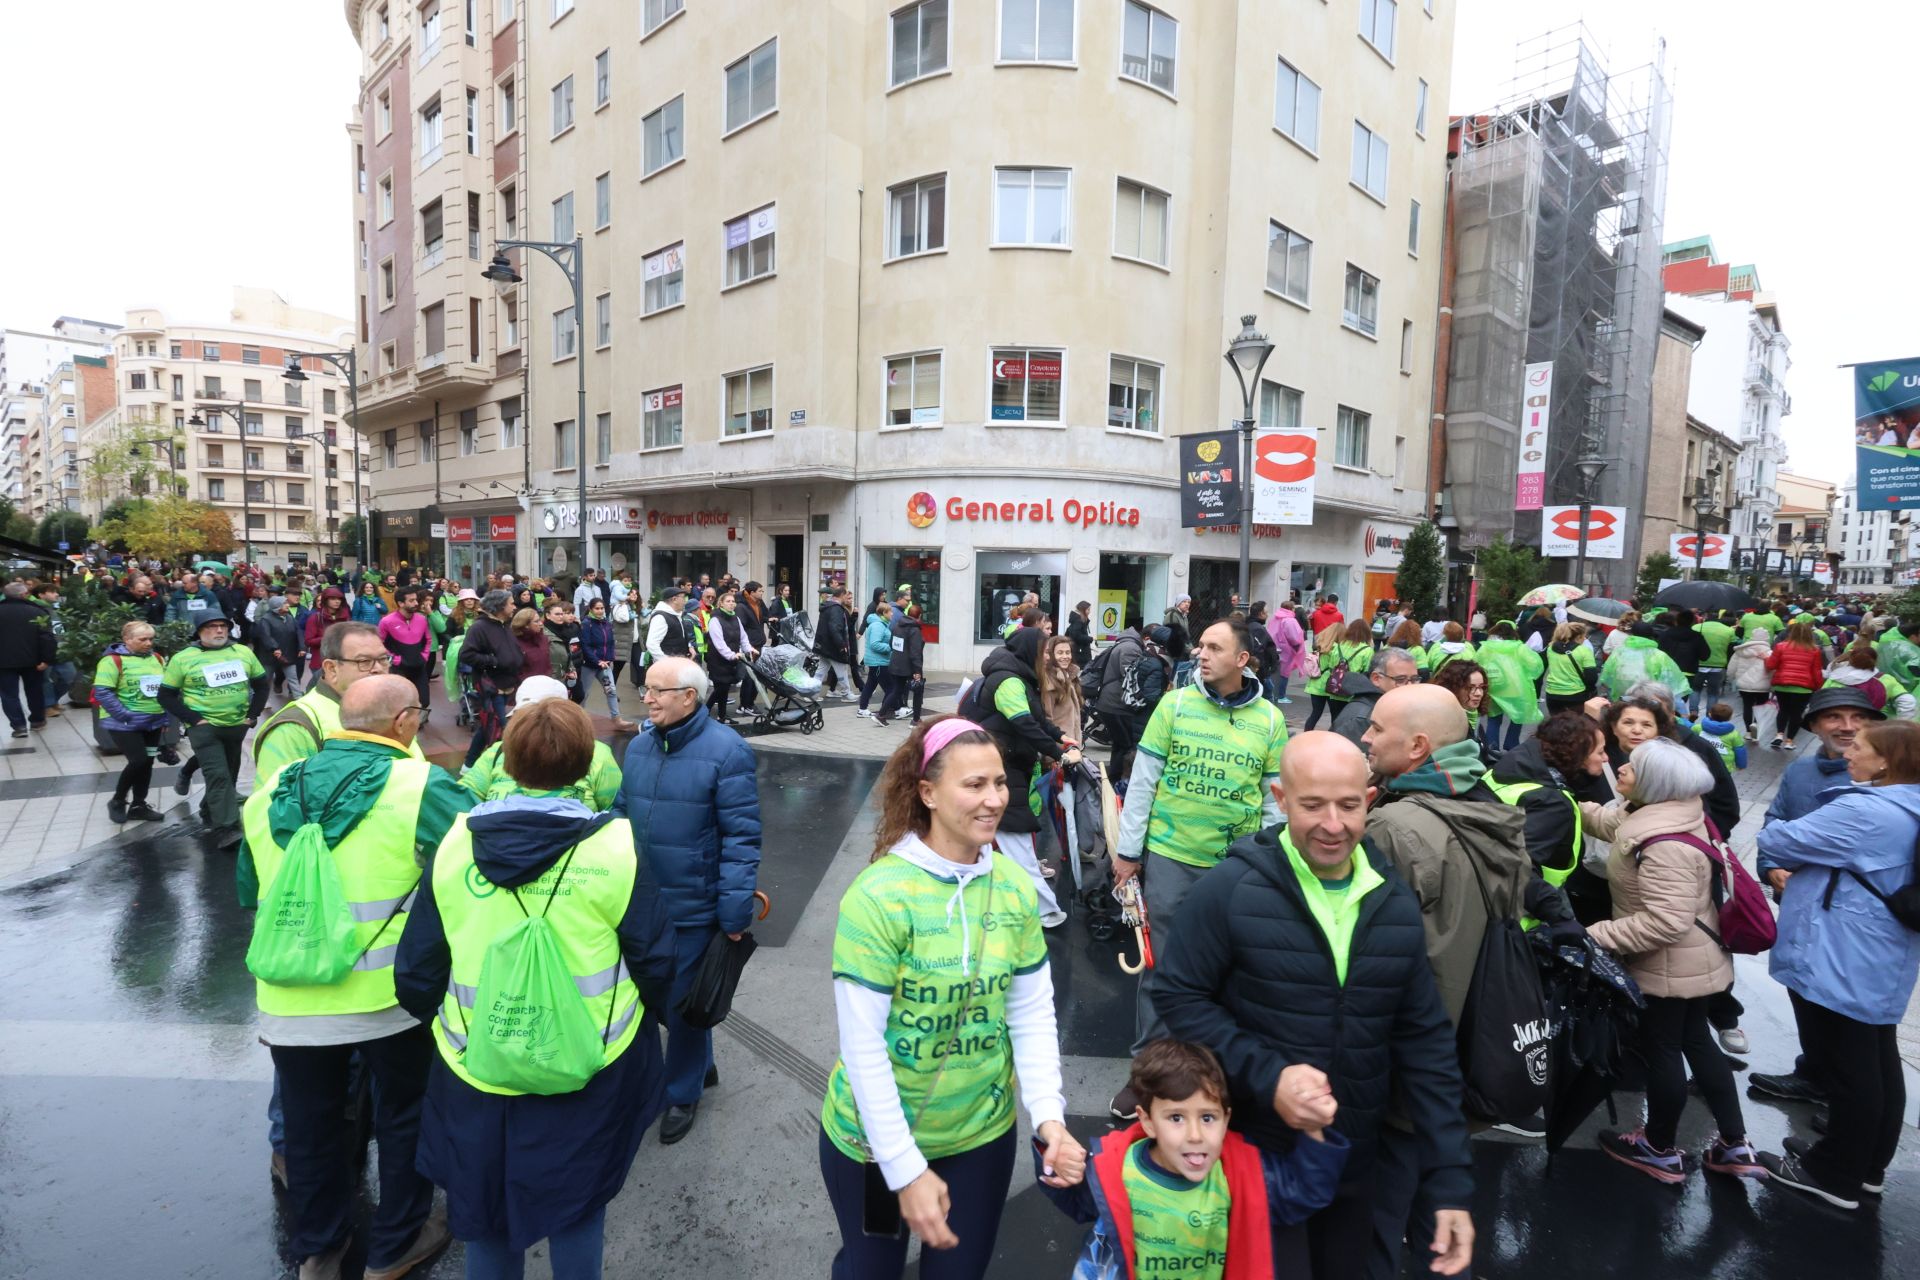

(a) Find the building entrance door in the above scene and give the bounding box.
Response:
[771,534,804,597]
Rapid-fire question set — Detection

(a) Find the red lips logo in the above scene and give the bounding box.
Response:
[1255,433,1316,484]
[1675,534,1725,559]
[1551,508,1616,540]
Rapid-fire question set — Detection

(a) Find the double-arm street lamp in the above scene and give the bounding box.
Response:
[122,432,185,497]
[1221,315,1276,610]
[282,348,369,570]
[483,236,588,583]
[186,401,258,564]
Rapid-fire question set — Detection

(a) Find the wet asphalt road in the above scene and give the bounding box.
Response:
[3,752,1918,1278]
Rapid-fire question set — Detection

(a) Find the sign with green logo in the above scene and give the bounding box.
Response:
[1855,357,1920,508]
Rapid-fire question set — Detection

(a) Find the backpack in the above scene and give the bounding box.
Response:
[1079,646,1113,703]
[459,843,610,1095]
[1453,841,1552,1125]
[1118,655,1154,710]
[1326,645,1357,690]
[1826,829,1920,932]
[246,820,365,986]
[1636,820,1777,954]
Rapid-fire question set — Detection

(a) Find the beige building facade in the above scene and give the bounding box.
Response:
[1642,309,1742,574]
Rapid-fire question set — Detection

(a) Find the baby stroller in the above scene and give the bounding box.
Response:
[750,642,826,733]
[443,635,480,728]
[775,610,816,651]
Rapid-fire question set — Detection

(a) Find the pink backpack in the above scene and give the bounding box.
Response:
[1636,819,1777,954]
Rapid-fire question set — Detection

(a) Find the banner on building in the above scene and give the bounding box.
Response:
[1097,589,1128,640]
[1853,357,1920,508]
[1670,531,1731,570]
[1177,431,1240,528]
[1812,561,1834,585]
[1541,504,1627,559]
[1251,430,1316,525]
[1515,361,1554,510]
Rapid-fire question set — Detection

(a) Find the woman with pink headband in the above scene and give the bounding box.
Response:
[817,715,1086,1279]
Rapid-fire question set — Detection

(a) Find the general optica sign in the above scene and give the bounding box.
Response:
[1541,504,1626,560]
[1854,357,1920,508]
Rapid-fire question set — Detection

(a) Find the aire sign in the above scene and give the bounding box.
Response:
[1541,504,1627,560]
[1669,531,1732,570]
[1515,361,1553,510]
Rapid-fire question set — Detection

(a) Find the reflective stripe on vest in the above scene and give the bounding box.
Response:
[429,816,643,1096]
[242,758,433,1017]
[1486,779,1581,887]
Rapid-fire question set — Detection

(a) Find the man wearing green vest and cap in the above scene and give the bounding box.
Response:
[240,675,472,1280]
[158,612,270,850]
[253,621,425,786]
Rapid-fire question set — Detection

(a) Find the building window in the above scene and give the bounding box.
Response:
[500,78,517,134]
[501,183,518,238]
[422,301,447,360]
[1351,121,1389,201]
[887,175,946,258]
[643,0,683,34]
[1336,406,1370,468]
[552,191,574,242]
[242,347,261,366]
[1266,220,1311,304]
[644,386,684,448]
[466,88,479,154]
[422,198,445,266]
[245,378,263,401]
[381,343,397,374]
[552,306,577,360]
[421,0,442,54]
[376,88,392,137]
[418,420,436,462]
[420,96,444,163]
[1113,178,1169,266]
[891,0,949,87]
[1408,200,1421,255]
[202,342,221,362]
[378,174,394,224]
[1108,356,1161,432]
[594,172,612,230]
[595,411,612,464]
[644,243,686,313]
[1416,78,1429,135]
[376,4,390,42]
[1400,320,1415,374]
[885,352,943,426]
[504,296,520,348]
[468,191,482,259]
[285,416,304,438]
[1259,380,1302,432]
[554,419,576,468]
[381,430,397,467]
[725,38,779,134]
[643,96,684,174]
[209,478,225,500]
[1000,0,1074,62]
[594,49,611,108]
[724,206,777,286]
[552,0,573,21]
[993,167,1071,246]
[1274,58,1320,151]
[129,372,147,391]
[379,256,396,304]
[1360,0,1396,60]
[990,347,1063,422]
[551,75,574,135]
[724,366,774,437]
[170,342,183,359]
[500,397,521,448]
[595,293,612,348]
[286,380,304,406]
[1342,264,1380,336]
[1120,1,1176,94]
[173,374,185,399]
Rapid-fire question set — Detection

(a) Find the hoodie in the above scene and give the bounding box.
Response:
[1698,714,1748,770]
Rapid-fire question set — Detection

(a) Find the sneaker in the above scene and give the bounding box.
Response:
[855,707,872,718]
[297,1235,351,1280]
[173,769,193,796]
[1758,1151,1859,1210]
[1493,1112,1547,1139]
[1865,1172,1887,1196]
[107,797,128,824]
[1703,1136,1768,1179]
[1040,909,1068,930]
[1598,1128,1692,1184]
[127,802,166,822]
[1109,1083,1141,1121]
[1276,697,1293,705]
[8,728,24,740]
[363,1212,451,1280]
[1749,1071,1829,1105]
[1717,1027,1751,1055]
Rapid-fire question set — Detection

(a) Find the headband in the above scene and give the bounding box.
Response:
[920,718,977,774]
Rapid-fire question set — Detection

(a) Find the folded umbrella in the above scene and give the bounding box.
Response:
[677,912,764,1030]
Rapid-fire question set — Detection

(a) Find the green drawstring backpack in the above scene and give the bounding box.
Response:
[246,777,366,986]
[459,843,609,1095]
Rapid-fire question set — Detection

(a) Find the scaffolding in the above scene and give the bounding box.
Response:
[1444,25,1672,593]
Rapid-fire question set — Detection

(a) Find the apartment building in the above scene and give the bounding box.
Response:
[345,0,530,578]
[1833,479,1897,592]
[1,318,116,510]
[24,357,117,521]
[1642,307,1742,570]
[83,291,368,567]
[375,0,1452,667]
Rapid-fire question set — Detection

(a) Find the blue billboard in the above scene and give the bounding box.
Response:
[1855,357,1920,507]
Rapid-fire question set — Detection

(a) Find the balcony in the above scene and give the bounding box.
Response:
[1744,361,1782,396]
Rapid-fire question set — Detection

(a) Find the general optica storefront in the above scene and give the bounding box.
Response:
[640,501,736,597]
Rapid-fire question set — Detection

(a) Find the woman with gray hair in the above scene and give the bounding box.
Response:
[1577,737,1763,1184]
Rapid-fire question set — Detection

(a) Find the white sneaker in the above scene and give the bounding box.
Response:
[1040,910,1068,930]
[855,707,872,718]
[1717,1027,1750,1055]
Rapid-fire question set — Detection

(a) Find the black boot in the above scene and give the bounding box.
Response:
[107,797,128,824]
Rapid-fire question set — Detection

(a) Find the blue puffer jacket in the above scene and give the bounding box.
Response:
[1757,783,1920,1025]
[614,704,762,932]
[861,614,893,668]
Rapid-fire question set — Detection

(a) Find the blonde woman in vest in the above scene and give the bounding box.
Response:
[395,698,677,1279]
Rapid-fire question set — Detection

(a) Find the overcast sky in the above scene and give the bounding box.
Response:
[4,1,1912,485]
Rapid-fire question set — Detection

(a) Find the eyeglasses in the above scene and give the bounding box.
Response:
[398,704,423,715]
[642,685,694,699]
[1381,673,1420,687]
[335,655,388,670]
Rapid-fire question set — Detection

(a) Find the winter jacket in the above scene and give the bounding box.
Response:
[1309,603,1344,636]
[1604,732,1741,839]
[814,598,855,664]
[1698,716,1748,771]
[886,614,924,679]
[1490,738,1591,889]
[1757,783,1920,1025]
[1598,634,1691,702]
[514,628,553,680]
[960,630,1066,834]
[1761,748,1858,837]
[1065,609,1093,668]
[860,614,894,669]
[0,595,57,669]
[113,586,169,628]
[1329,673,1383,749]
[459,614,525,693]
[1656,625,1710,677]
[351,592,387,624]
[1247,618,1280,681]
[251,608,301,665]
[1579,796,1732,999]
[1095,629,1146,717]
[613,704,762,932]
[1154,828,1473,1207]
[580,615,616,666]
[1764,642,1824,692]
[1270,609,1306,677]
[739,596,770,652]
[166,584,223,625]
[1726,638,1774,694]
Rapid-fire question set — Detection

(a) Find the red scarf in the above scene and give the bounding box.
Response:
[1091,1121,1274,1280]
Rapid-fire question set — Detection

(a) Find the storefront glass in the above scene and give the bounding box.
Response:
[867,547,943,643]
[537,538,578,583]
[650,548,728,595]
[446,514,519,587]
[1095,553,1167,639]
[976,550,1065,642]
[597,536,639,579]
[1291,562,1351,611]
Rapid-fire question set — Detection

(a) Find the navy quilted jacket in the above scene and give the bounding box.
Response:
[1154,827,1473,1208]
[613,704,762,933]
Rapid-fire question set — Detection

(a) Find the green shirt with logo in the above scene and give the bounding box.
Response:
[162,642,266,725]
[1139,686,1288,870]
[1120,1139,1230,1278]
[820,852,1047,1166]
[1694,620,1736,668]
[1280,829,1384,985]
[94,650,168,716]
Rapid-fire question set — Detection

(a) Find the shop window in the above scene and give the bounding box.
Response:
[885,352,942,425]
[1097,553,1168,639]
[872,547,943,643]
[975,550,1065,643]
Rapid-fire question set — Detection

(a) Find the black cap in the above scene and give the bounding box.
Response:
[1804,685,1885,724]
[661,584,687,600]
[193,612,233,633]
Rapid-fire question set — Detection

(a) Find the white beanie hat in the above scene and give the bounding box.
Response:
[513,675,569,708]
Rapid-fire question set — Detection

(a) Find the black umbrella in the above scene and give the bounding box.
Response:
[1649,580,1756,616]
[677,929,760,1030]
[1531,934,1646,1156]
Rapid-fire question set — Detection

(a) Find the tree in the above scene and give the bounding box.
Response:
[1474,535,1545,624]
[91,496,235,565]
[1393,520,1446,619]
[96,497,152,551]
[1637,551,1682,602]
[0,496,35,543]
[36,509,90,551]
[335,514,368,565]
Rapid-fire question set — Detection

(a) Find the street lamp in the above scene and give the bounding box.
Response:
[483,239,588,584]
[1221,314,1275,609]
[1572,451,1609,594]
[124,433,184,497]
[1690,463,1722,579]
[187,402,257,564]
[283,349,369,571]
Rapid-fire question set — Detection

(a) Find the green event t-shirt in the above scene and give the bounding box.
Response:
[1139,686,1288,870]
[94,650,168,716]
[459,739,622,811]
[1737,612,1779,641]
[1121,1139,1230,1279]
[1694,620,1736,668]
[820,852,1047,1166]
[162,642,265,725]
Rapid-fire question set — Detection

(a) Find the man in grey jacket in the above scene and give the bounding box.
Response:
[1331,649,1420,751]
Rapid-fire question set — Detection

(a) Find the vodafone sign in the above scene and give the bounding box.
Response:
[1541,504,1627,560]
[1251,431,1315,525]
[1669,531,1732,570]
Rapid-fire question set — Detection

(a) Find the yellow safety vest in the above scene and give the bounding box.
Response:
[428,815,643,1095]
[254,687,425,784]
[242,760,432,1017]
[1488,778,1581,931]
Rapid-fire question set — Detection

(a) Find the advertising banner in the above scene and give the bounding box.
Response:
[1516,361,1554,510]
[1251,430,1316,525]
[1097,589,1128,640]
[1541,504,1627,559]
[1670,531,1732,570]
[1177,430,1240,528]
[1854,358,1920,508]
